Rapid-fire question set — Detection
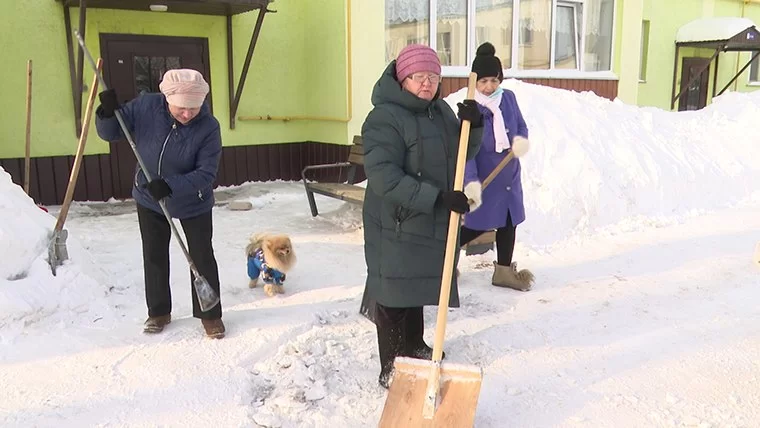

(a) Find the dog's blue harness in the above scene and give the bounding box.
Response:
[247,249,286,285]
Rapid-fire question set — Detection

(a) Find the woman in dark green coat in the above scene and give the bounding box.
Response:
[360,44,484,388]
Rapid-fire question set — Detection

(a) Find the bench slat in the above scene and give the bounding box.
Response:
[308,182,365,204]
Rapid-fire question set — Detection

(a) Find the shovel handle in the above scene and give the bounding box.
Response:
[423,72,478,420]
[54,58,102,233]
[481,151,514,190]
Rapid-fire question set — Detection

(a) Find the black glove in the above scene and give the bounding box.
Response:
[456,99,483,128]
[98,89,119,118]
[438,190,470,214]
[143,178,172,201]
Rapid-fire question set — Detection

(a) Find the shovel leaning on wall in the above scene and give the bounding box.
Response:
[48,58,102,275]
[73,30,220,313]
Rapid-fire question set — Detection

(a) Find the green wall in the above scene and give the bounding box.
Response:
[636,0,760,110]
[636,0,704,109]
[0,0,350,159]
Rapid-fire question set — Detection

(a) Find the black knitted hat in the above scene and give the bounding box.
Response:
[471,42,503,81]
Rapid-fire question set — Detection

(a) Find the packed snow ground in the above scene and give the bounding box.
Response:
[2,81,760,427]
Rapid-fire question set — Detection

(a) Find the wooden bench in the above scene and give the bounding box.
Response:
[301,135,495,254]
[301,135,366,217]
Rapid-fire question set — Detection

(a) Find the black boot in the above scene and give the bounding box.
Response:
[403,307,445,361]
[375,304,407,389]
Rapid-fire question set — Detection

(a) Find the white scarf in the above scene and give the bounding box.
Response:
[474,89,510,153]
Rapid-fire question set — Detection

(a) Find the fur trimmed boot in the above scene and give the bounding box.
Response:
[492,261,534,291]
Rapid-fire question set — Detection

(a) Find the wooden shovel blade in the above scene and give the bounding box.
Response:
[379,356,483,428]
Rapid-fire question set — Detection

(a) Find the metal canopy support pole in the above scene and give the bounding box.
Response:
[75,0,87,137]
[670,45,680,110]
[229,7,272,129]
[63,4,80,136]
[718,51,760,96]
[712,52,720,98]
[227,14,235,129]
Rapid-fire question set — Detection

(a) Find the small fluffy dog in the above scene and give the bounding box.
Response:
[246,233,296,296]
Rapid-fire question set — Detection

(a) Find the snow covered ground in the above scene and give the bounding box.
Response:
[1,81,760,427]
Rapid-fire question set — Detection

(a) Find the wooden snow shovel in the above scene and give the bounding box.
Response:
[378,72,484,428]
[48,58,102,275]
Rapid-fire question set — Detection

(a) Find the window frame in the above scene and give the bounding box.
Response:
[749,51,760,85]
[387,0,617,79]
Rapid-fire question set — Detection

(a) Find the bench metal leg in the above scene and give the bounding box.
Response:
[305,188,319,217]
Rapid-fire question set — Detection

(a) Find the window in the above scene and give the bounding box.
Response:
[518,0,551,69]
[477,1,513,70]
[385,0,430,63]
[384,0,615,74]
[640,20,650,81]
[750,51,760,84]
[554,2,582,70]
[436,0,467,65]
[583,0,614,71]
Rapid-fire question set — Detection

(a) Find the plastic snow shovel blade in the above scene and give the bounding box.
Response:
[193,275,220,312]
[379,356,483,428]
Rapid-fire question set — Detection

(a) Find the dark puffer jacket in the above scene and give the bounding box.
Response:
[362,61,483,309]
[95,93,221,219]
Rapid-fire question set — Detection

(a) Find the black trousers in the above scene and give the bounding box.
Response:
[136,204,222,320]
[374,303,426,375]
[460,211,516,266]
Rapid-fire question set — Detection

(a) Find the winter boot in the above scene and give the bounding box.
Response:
[376,323,404,388]
[201,318,226,339]
[375,304,406,389]
[143,314,171,334]
[492,261,534,291]
[403,307,445,361]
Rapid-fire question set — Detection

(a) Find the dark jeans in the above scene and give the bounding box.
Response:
[136,203,222,320]
[460,211,516,266]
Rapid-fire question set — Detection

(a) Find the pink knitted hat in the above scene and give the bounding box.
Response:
[159,69,209,108]
[395,44,441,82]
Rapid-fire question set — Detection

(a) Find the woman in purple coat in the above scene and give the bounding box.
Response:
[460,42,535,291]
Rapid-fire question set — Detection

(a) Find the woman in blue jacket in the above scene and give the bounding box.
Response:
[461,43,535,291]
[95,69,225,338]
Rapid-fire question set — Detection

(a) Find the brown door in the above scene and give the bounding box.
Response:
[678,57,710,111]
[99,34,212,199]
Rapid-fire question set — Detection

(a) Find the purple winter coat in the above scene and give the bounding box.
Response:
[463,89,528,230]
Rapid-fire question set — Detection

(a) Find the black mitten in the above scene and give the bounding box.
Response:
[98,89,119,118]
[143,179,172,201]
[438,190,470,214]
[456,99,483,128]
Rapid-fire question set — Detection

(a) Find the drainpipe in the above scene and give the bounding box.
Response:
[238,0,353,124]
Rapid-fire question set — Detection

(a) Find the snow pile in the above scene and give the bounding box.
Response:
[248,310,383,427]
[445,82,760,246]
[0,167,110,331]
[0,167,53,280]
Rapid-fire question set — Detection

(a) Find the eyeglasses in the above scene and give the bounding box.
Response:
[408,73,441,84]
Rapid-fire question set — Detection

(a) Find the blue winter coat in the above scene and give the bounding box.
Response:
[463,89,528,230]
[95,93,222,219]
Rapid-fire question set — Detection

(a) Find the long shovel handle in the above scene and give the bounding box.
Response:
[481,151,514,190]
[74,31,219,312]
[422,72,478,420]
[54,58,102,233]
